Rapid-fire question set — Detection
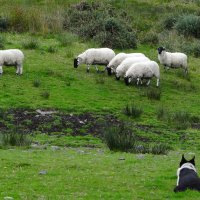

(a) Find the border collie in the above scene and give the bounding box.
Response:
[174,154,200,192]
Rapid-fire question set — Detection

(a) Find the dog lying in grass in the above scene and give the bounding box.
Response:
[174,154,200,192]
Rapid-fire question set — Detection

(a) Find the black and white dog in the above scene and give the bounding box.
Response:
[174,154,200,192]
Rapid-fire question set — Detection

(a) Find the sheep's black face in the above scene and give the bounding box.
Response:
[115,75,120,80]
[180,154,195,167]
[124,77,130,85]
[158,47,165,54]
[74,58,78,68]
[107,67,112,76]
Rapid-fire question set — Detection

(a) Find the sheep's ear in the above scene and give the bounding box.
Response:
[180,154,187,167]
[189,156,195,166]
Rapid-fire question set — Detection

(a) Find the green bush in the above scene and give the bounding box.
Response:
[0,16,9,32]
[146,88,161,100]
[0,132,32,147]
[0,35,5,48]
[176,14,200,38]
[172,111,191,130]
[64,2,137,49]
[151,143,171,155]
[142,31,159,46]
[123,103,143,118]
[162,15,177,30]
[104,123,136,152]
[22,38,39,49]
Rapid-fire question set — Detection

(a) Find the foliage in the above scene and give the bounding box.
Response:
[22,38,39,49]
[0,16,9,32]
[162,14,177,30]
[0,34,5,48]
[64,2,137,49]
[123,103,143,118]
[0,131,32,147]
[146,88,161,100]
[33,79,41,88]
[175,14,200,38]
[103,122,136,152]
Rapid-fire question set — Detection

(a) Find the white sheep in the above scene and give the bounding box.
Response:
[0,49,24,75]
[157,47,188,73]
[115,56,150,80]
[124,61,160,87]
[74,48,115,72]
[107,52,146,75]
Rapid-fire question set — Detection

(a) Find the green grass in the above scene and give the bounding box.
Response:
[0,0,200,199]
[0,148,200,199]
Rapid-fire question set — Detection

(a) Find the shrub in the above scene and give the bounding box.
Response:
[22,38,39,49]
[162,15,177,30]
[176,14,200,38]
[64,2,137,49]
[57,33,78,46]
[104,123,136,152]
[142,31,159,46]
[33,79,41,87]
[172,111,191,129]
[157,106,169,120]
[0,132,32,147]
[151,143,171,155]
[123,103,143,118]
[0,35,5,49]
[146,88,161,100]
[0,16,9,32]
[9,6,29,32]
[47,45,58,53]
[41,91,50,99]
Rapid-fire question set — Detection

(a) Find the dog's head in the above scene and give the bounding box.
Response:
[180,154,195,167]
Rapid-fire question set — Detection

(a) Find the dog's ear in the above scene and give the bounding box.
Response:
[180,154,187,167]
[189,156,195,166]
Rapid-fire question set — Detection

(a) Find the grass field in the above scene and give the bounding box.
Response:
[0,0,200,199]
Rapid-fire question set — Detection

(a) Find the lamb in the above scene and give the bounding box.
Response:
[124,61,160,87]
[157,47,188,74]
[0,49,24,75]
[115,56,150,80]
[107,52,146,75]
[74,48,115,72]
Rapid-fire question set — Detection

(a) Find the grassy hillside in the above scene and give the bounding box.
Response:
[0,0,200,199]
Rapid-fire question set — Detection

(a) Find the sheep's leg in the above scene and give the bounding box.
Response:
[16,66,20,75]
[19,65,23,75]
[86,65,90,73]
[140,78,143,85]
[95,65,99,73]
[146,79,151,86]
[156,79,159,87]
[136,78,140,85]
[0,66,3,75]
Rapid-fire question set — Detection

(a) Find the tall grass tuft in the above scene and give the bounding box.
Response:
[0,35,6,48]
[0,132,32,147]
[123,103,143,118]
[22,38,39,49]
[172,111,191,130]
[104,123,136,152]
[146,88,161,100]
[33,79,41,88]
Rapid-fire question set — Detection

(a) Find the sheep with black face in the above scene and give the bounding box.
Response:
[74,48,115,72]
[157,47,188,74]
[124,61,160,87]
[107,52,146,76]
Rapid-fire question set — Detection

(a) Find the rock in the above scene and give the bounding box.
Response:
[4,197,14,200]
[36,109,57,116]
[39,170,47,175]
[79,120,85,124]
[136,154,145,159]
[51,146,60,151]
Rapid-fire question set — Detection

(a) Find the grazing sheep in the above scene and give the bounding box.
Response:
[157,47,188,74]
[115,56,150,80]
[74,48,115,72]
[124,61,160,87]
[0,49,24,75]
[107,52,146,75]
